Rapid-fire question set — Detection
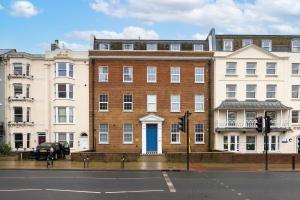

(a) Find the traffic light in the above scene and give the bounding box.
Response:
[256,116,263,133]
[265,116,272,133]
[178,114,186,132]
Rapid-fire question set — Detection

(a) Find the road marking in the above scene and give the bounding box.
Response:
[237,193,242,196]
[0,189,43,192]
[162,172,176,192]
[46,189,101,194]
[105,190,164,194]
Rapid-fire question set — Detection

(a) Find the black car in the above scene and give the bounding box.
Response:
[58,141,71,157]
[35,142,65,160]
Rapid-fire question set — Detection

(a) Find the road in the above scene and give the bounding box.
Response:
[0,170,299,200]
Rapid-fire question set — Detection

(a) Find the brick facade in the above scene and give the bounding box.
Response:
[89,50,214,154]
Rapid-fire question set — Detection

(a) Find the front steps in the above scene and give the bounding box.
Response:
[138,153,167,162]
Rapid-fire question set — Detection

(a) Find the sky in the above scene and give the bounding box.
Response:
[0,0,300,53]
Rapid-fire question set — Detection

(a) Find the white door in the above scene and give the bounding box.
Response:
[80,137,88,151]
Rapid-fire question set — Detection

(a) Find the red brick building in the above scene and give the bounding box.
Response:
[89,39,214,154]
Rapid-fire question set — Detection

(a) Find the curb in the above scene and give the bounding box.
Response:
[0,168,185,172]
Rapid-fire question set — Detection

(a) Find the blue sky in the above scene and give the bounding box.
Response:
[0,0,299,53]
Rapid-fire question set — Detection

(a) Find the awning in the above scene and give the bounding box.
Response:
[215,100,291,110]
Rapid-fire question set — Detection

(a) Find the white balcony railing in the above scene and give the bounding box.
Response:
[216,119,290,128]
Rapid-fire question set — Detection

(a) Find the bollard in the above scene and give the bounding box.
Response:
[121,156,125,169]
[292,156,296,171]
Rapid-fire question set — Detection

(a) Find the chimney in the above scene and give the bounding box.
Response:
[51,40,60,51]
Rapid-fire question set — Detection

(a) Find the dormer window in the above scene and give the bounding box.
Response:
[99,43,110,50]
[194,44,204,51]
[242,39,253,47]
[123,43,134,51]
[262,39,272,51]
[146,43,157,51]
[291,39,300,52]
[223,39,233,51]
[170,44,181,51]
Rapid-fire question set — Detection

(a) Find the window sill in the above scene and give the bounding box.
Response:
[194,111,205,113]
[55,76,75,80]
[54,98,75,101]
[245,74,258,77]
[98,81,109,83]
[194,81,205,84]
[147,81,157,83]
[99,110,109,112]
[123,110,133,112]
[123,142,133,145]
[99,143,109,145]
[265,74,278,77]
[171,142,181,145]
[195,142,205,145]
[123,81,133,83]
[53,123,75,125]
[291,98,300,101]
[225,74,238,77]
[291,75,300,77]
[170,111,181,113]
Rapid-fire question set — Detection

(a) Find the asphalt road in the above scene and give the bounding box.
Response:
[0,170,299,200]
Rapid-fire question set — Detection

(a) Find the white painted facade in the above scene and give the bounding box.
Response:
[214,44,300,153]
[4,49,89,152]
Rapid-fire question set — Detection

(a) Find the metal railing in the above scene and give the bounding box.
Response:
[216,119,290,128]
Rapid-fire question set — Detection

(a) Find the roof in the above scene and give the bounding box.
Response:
[0,49,16,55]
[215,100,291,110]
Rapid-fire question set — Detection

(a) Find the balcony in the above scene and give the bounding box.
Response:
[216,119,290,132]
[8,96,34,102]
[215,100,292,133]
[8,74,34,80]
[8,121,34,127]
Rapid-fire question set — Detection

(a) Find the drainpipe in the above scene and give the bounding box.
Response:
[91,58,96,152]
[208,58,213,152]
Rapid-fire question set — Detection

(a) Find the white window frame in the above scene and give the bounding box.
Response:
[226,84,237,99]
[246,84,257,99]
[55,84,74,99]
[262,39,272,51]
[123,43,134,51]
[56,132,74,148]
[14,83,23,98]
[99,123,109,144]
[242,39,253,47]
[54,107,75,124]
[266,84,276,99]
[99,43,110,50]
[292,63,300,75]
[147,94,157,112]
[13,63,23,75]
[291,39,300,52]
[146,43,157,51]
[193,44,204,51]
[55,63,74,78]
[223,39,233,51]
[292,85,300,99]
[98,66,108,82]
[123,94,133,112]
[265,135,280,152]
[99,94,109,112]
[170,44,181,51]
[195,124,204,144]
[195,67,204,83]
[246,136,256,151]
[223,135,239,152]
[226,62,237,75]
[266,63,277,75]
[171,124,180,144]
[246,62,257,75]
[123,123,133,144]
[195,95,204,112]
[123,66,133,83]
[147,66,157,83]
[170,95,180,112]
[170,67,180,83]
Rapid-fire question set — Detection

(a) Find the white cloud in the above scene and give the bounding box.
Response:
[0,4,4,10]
[67,26,159,41]
[10,1,39,18]
[89,0,300,34]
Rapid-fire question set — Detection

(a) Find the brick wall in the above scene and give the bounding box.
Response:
[89,51,214,153]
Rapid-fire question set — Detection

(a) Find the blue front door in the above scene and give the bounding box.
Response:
[146,124,158,152]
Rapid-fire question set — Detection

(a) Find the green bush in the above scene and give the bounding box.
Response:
[0,144,12,155]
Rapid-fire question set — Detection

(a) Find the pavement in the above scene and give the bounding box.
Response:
[0,170,300,200]
[0,160,299,171]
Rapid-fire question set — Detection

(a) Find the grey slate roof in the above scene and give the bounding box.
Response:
[0,49,16,55]
[215,100,291,110]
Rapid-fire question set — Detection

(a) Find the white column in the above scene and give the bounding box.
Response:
[226,110,229,127]
[142,123,146,154]
[217,110,220,127]
[243,110,246,127]
[158,122,162,154]
[280,110,283,127]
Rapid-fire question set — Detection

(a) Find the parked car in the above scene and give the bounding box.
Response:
[35,142,65,160]
[58,141,70,157]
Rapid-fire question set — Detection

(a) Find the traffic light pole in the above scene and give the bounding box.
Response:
[186,111,190,171]
[264,112,268,171]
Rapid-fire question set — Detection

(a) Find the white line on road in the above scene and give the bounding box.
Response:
[46,189,101,194]
[0,189,43,192]
[105,190,164,194]
[162,171,176,192]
